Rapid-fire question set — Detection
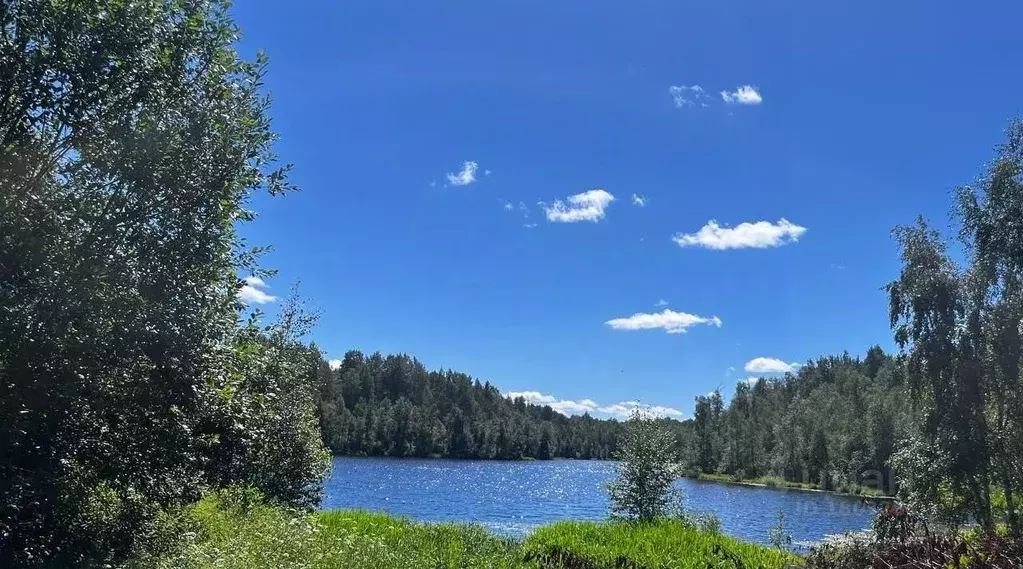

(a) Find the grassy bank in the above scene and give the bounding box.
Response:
[524,519,796,568]
[693,473,890,498]
[133,489,793,569]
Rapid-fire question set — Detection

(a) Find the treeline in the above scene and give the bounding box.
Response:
[679,347,912,494]
[316,351,620,459]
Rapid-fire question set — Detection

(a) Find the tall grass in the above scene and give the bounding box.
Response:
[314,511,524,568]
[522,519,797,569]
[130,489,796,569]
[130,489,524,569]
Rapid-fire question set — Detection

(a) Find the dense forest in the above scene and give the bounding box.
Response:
[316,350,620,459]
[679,347,910,494]
[310,345,911,497]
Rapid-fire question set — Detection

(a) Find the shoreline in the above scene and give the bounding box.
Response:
[686,473,896,501]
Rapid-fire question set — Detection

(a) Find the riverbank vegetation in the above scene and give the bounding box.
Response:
[677,346,910,497]
[131,487,791,569]
[692,473,888,498]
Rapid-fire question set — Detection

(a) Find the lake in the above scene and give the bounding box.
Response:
[322,457,876,546]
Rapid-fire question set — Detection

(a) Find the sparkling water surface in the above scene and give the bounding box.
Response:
[322,457,875,545]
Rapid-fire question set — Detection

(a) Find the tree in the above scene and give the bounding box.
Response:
[692,394,719,473]
[0,1,325,565]
[608,412,681,522]
[887,119,1023,532]
[955,120,1023,534]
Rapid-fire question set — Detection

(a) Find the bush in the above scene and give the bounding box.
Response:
[607,411,682,521]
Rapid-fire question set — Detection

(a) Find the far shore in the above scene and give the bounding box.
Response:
[686,473,896,501]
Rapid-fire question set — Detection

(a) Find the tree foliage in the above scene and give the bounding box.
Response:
[0,1,326,565]
[608,412,682,522]
[681,350,911,495]
[887,120,1023,532]
[316,351,622,460]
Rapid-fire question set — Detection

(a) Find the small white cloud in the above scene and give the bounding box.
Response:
[238,276,277,305]
[631,194,647,207]
[746,377,763,385]
[504,391,683,419]
[485,169,492,176]
[524,222,538,229]
[328,359,343,370]
[720,85,763,105]
[446,161,479,186]
[504,202,514,210]
[654,299,669,307]
[726,366,736,376]
[744,357,800,374]
[544,189,615,223]
[669,85,710,108]
[605,309,722,335]
[429,180,437,188]
[672,219,806,250]
[831,263,845,270]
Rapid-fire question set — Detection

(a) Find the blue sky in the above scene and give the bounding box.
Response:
[231,1,1022,418]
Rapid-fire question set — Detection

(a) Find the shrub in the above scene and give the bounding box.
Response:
[607,411,682,521]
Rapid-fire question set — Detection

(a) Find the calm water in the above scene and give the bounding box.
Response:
[322,457,875,546]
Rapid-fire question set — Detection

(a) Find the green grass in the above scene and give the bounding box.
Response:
[522,519,797,569]
[132,488,796,569]
[313,510,524,568]
[130,490,523,569]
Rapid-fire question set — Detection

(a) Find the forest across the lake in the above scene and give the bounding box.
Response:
[317,346,905,498]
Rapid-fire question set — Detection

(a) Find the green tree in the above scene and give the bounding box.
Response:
[954,120,1023,533]
[0,0,325,565]
[887,120,1023,531]
[608,412,681,522]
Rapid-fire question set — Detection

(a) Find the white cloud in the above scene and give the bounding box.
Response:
[328,359,343,370]
[446,161,479,186]
[726,366,736,376]
[504,202,514,210]
[238,276,277,305]
[605,309,722,335]
[720,85,763,105]
[744,357,800,374]
[746,377,763,385]
[631,194,647,207]
[504,391,683,419]
[654,299,669,307]
[544,189,615,223]
[485,169,492,176]
[669,85,710,108]
[672,219,807,250]
[524,223,538,229]
[505,391,599,416]
[599,401,686,420]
